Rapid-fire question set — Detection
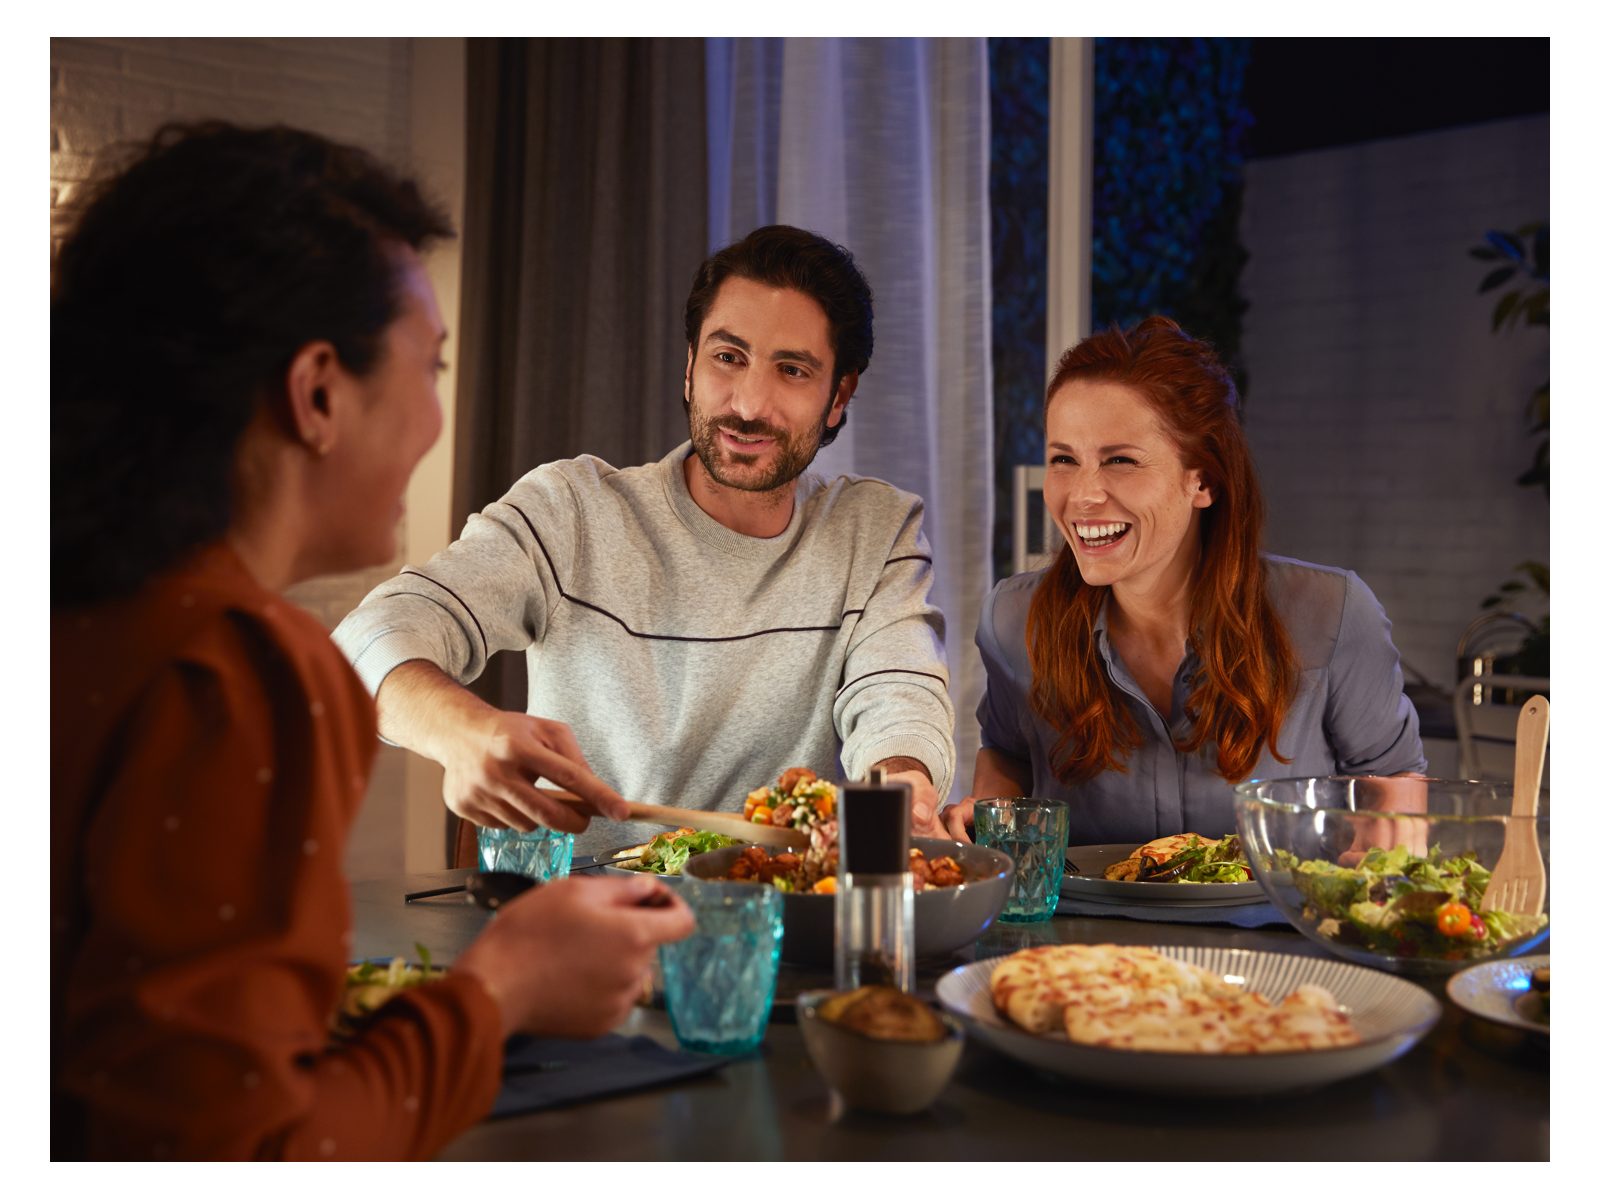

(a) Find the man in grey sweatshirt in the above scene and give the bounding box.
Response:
[332,225,956,857]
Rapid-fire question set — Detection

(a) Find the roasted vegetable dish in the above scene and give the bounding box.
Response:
[723,843,966,894]
[742,766,838,831]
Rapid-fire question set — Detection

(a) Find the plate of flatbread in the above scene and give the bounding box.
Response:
[935,944,1439,1094]
[1060,840,1265,906]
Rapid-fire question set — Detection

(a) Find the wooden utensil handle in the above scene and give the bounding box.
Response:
[534,788,810,850]
[1512,696,1550,819]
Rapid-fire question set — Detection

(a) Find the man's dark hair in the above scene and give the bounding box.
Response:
[51,121,454,607]
[682,224,873,447]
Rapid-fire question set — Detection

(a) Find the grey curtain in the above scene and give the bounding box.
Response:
[449,39,707,863]
[455,36,708,715]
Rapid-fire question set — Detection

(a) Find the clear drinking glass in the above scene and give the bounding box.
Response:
[477,825,574,882]
[974,798,1070,922]
[660,879,784,1054]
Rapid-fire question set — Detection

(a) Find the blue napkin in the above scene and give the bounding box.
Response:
[1053,894,1293,928]
[490,1033,745,1118]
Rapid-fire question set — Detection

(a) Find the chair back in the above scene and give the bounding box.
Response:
[1452,673,1550,788]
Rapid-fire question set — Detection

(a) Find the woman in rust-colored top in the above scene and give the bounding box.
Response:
[51,123,692,1160]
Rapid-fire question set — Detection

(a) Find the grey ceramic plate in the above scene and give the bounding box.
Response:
[936,945,1440,1095]
[1446,954,1549,1034]
[1059,842,1264,906]
[683,837,1014,966]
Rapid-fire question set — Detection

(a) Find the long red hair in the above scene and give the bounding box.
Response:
[1026,316,1297,784]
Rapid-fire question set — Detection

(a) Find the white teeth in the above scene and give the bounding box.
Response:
[1074,522,1129,540]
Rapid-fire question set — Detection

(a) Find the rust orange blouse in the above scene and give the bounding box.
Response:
[52,543,501,1159]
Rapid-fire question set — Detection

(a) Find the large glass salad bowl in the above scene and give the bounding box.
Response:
[1234,777,1549,975]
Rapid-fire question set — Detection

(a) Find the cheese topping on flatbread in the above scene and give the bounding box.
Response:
[988,944,1358,1054]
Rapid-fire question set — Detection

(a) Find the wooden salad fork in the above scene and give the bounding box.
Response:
[1482,695,1549,916]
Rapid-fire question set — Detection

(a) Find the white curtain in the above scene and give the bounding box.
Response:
[706,37,995,801]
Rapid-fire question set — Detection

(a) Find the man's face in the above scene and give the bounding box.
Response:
[684,276,852,494]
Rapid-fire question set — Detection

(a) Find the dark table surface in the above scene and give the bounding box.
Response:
[351,869,1549,1161]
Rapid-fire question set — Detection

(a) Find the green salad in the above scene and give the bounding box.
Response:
[1276,845,1547,960]
[337,943,443,1036]
[1159,835,1253,884]
[618,829,740,875]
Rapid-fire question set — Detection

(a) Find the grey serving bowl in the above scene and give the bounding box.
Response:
[682,837,1013,965]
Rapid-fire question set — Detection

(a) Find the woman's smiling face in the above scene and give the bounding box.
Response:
[1043,379,1213,596]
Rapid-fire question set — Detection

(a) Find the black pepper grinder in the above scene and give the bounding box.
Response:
[834,768,915,993]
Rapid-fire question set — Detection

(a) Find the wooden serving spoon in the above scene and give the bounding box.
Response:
[537,788,810,851]
[1482,695,1549,915]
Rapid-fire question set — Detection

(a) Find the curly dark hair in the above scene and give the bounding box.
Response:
[682,225,873,447]
[51,121,454,607]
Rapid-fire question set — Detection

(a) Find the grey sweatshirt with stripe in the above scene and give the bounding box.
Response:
[332,441,956,855]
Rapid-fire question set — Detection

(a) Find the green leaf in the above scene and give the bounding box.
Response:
[1499,581,1526,594]
[1478,265,1517,293]
[1515,561,1550,592]
[1492,289,1523,330]
[1468,245,1502,262]
[1526,384,1550,428]
[1487,230,1526,260]
[1516,442,1549,491]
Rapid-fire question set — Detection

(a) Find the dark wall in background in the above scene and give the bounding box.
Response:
[1244,37,1549,159]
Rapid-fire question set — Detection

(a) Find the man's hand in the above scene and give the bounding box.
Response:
[453,875,695,1040]
[375,660,628,832]
[873,757,942,837]
[441,710,628,832]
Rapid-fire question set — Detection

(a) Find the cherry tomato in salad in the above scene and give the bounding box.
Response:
[1436,901,1474,938]
[1469,913,1488,941]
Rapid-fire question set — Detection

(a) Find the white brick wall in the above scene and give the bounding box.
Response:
[50,37,420,878]
[1241,115,1550,690]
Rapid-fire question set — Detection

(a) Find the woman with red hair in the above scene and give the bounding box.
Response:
[940,316,1424,845]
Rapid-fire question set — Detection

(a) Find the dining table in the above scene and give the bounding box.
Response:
[351,867,1550,1161]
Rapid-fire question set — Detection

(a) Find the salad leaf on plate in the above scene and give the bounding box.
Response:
[622,829,741,875]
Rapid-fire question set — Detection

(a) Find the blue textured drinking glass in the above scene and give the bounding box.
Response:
[477,825,574,882]
[974,798,1070,922]
[659,879,784,1054]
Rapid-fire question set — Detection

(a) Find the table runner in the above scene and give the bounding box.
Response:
[1053,895,1293,928]
[491,1033,746,1118]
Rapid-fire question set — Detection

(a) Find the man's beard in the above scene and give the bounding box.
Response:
[685,380,827,494]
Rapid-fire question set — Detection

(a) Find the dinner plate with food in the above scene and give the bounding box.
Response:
[1059,833,1265,906]
[935,943,1440,1094]
[592,828,745,878]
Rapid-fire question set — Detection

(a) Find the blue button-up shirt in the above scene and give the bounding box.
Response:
[973,556,1426,846]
